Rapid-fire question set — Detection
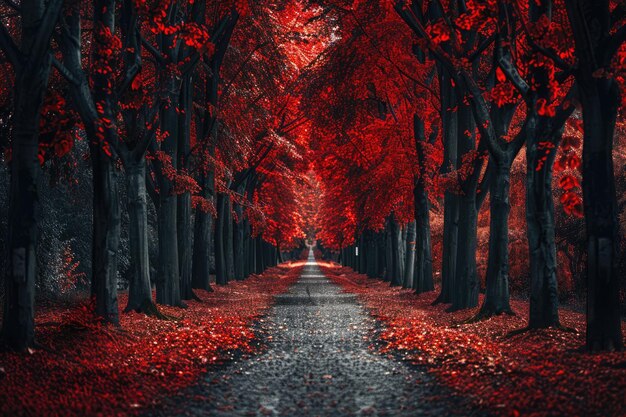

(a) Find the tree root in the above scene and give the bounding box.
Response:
[431,293,450,306]
[465,307,516,324]
[506,324,578,339]
[124,299,174,320]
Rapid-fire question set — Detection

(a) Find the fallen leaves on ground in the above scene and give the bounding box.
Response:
[319,262,626,417]
[0,262,304,417]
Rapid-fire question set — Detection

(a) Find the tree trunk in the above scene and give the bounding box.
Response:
[124,159,156,312]
[526,0,560,329]
[414,185,434,294]
[255,236,265,274]
[233,202,245,280]
[433,70,458,305]
[2,45,53,347]
[214,192,228,284]
[564,0,623,352]
[191,174,214,291]
[224,196,235,281]
[156,188,181,305]
[178,76,194,300]
[436,192,458,303]
[526,132,560,328]
[450,196,479,311]
[366,231,376,278]
[91,151,122,321]
[384,219,393,282]
[580,78,622,351]
[155,95,182,306]
[390,215,403,286]
[243,219,252,278]
[403,222,415,288]
[478,164,513,317]
[377,231,386,278]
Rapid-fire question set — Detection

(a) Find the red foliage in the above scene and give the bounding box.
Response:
[0,262,304,417]
[319,263,626,417]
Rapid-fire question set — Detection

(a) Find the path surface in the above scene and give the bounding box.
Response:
[155,252,480,416]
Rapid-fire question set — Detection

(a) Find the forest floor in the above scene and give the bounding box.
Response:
[319,261,626,417]
[0,263,303,417]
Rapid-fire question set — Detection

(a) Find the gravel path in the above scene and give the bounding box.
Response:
[154,252,482,417]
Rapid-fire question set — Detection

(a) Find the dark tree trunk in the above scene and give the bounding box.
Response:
[90,0,122,322]
[155,84,182,306]
[3,99,42,349]
[178,76,194,300]
[358,233,366,274]
[433,70,458,305]
[124,159,155,312]
[414,185,434,294]
[390,215,403,286]
[224,196,235,281]
[526,0,561,329]
[2,0,61,346]
[377,231,386,278]
[478,164,513,317]
[233,202,245,280]
[384,221,393,282]
[580,79,622,351]
[156,188,181,305]
[191,174,214,291]
[91,150,122,320]
[366,231,377,278]
[243,219,252,278]
[450,196,479,311]
[255,236,265,274]
[527,135,560,328]
[566,0,623,351]
[403,222,416,289]
[215,192,228,284]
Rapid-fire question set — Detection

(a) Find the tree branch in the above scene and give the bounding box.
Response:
[0,19,20,68]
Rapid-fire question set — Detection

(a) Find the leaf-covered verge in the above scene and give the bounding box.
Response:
[0,261,304,417]
[319,262,626,417]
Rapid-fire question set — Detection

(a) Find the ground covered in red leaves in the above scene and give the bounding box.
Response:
[319,262,626,417]
[0,262,303,417]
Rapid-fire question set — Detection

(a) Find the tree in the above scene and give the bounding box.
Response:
[1,0,63,349]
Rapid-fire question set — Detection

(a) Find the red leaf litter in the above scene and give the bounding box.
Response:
[0,262,303,417]
[319,262,626,417]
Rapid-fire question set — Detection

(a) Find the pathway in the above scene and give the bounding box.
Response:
[154,251,481,416]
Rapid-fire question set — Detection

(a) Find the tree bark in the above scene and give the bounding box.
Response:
[526,137,560,327]
[580,79,622,351]
[215,192,228,284]
[478,164,513,317]
[124,159,156,312]
[155,84,182,306]
[450,195,479,311]
[224,196,235,281]
[233,199,245,280]
[255,236,265,274]
[403,222,416,289]
[390,215,403,286]
[414,184,434,294]
[191,174,214,291]
[178,76,194,300]
[565,0,623,351]
[526,0,561,329]
[2,0,64,349]
[433,70,458,305]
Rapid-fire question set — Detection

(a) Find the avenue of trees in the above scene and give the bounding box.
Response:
[306,0,626,352]
[1,0,625,354]
[0,0,318,350]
